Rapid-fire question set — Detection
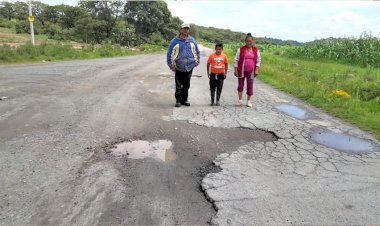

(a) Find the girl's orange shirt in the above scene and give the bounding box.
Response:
[207,53,228,74]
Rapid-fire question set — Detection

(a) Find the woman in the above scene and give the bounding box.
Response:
[234,33,261,107]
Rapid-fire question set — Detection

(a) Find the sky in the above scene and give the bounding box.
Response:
[18,0,380,43]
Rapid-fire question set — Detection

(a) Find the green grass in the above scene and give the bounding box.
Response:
[0,42,164,64]
[220,43,380,140]
[0,27,50,44]
[0,26,165,64]
[261,53,380,139]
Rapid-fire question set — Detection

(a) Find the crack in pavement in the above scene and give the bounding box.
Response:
[165,78,380,224]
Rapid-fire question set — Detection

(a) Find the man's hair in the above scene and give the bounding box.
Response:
[215,42,224,48]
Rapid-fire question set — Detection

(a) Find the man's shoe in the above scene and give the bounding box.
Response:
[181,101,190,106]
[175,102,181,107]
[215,101,220,106]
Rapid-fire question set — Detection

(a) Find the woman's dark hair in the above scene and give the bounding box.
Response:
[215,42,223,48]
[245,32,253,41]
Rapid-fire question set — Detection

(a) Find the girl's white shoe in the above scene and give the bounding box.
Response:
[236,99,243,106]
[247,100,252,107]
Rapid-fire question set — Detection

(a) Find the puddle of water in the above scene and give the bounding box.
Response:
[311,131,378,154]
[275,104,308,119]
[111,140,176,161]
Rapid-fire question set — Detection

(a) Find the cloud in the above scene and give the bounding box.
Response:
[332,11,366,26]
[167,1,199,23]
[167,1,380,42]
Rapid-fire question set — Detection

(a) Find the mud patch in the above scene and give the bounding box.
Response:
[110,140,176,162]
[275,104,311,119]
[311,130,379,154]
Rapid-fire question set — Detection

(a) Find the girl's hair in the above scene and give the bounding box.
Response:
[245,32,253,41]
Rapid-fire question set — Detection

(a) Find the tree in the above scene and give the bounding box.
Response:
[57,4,88,29]
[79,1,123,38]
[31,1,49,26]
[0,2,16,20]
[13,1,28,20]
[124,1,172,40]
[111,19,136,46]
[163,16,182,40]
[74,16,107,43]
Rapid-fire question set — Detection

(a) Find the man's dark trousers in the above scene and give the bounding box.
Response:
[175,69,193,103]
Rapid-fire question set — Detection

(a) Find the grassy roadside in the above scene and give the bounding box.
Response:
[0,42,164,64]
[260,52,379,139]
[219,42,380,140]
[0,27,165,64]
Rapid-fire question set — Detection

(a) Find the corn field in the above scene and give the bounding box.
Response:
[286,33,380,68]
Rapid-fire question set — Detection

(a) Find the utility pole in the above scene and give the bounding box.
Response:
[28,0,35,46]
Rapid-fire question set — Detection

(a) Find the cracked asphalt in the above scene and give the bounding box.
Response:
[167,47,380,224]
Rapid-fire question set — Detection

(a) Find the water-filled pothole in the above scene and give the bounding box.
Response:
[111,140,176,161]
[275,104,309,119]
[311,131,378,154]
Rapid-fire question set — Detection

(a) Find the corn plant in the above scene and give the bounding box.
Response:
[286,32,380,68]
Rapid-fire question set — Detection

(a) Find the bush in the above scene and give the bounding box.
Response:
[14,20,42,35]
[0,18,17,29]
[42,22,63,39]
[0,44,16,61]
[148,32,166,46]
[359,81,380,101]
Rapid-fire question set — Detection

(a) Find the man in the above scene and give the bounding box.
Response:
[167,23,200,107]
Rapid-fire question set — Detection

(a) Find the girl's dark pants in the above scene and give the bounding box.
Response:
[209,73,225,103]
[175,69,193,104]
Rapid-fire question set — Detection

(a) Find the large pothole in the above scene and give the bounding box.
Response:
[97,121,278,225]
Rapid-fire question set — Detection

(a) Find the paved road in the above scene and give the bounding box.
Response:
[1,46,379,225]
[0,47,275,225]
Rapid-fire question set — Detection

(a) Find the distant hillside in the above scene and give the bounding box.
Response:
[191,24,302,46]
